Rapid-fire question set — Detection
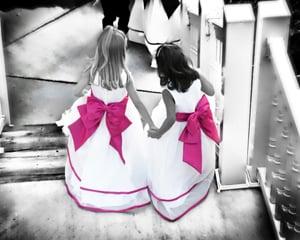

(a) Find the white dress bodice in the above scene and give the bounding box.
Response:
[167,79,203,113]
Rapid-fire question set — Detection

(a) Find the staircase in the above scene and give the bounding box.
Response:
[0,124,67,184]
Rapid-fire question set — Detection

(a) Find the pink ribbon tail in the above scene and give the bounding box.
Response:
[110,136,125,164]
[182,140,203,174]
[69,104,99,151]
[177,95,220,174]
[108,115,131,164]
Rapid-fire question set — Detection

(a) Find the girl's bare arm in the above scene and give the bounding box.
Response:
[125,72,156,129]
[73,71,90,96]
[148,89,176,138]
[197,69,215,96]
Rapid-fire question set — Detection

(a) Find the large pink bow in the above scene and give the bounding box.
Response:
[68,94,132,163]
[176,95,220,174]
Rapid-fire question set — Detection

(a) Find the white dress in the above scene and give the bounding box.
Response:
[128,0,188,57]
[57,72,150,212]
[147,79,219,221]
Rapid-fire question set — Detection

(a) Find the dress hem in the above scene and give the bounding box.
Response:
[67,147,148,195]
[151,190,209,222]
[147,182,199,202]
[80,186,148,195]
[147,171,213,202]
[67,147,81,181]
[68,147,213,200]
[65,183,151,213]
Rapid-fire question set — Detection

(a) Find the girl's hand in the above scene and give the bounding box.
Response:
[148,127,162,139]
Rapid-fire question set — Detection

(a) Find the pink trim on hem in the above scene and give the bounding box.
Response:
[148,182,199,202]
[65,183,151,213]
[66,147,211,219]
[67,147,148,195]
[152,190,209,222]
[148,173,212,202]
[67,147,81,181]
[80,186,148,195]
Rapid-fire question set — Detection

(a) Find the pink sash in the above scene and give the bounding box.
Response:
[176,95,220,174]
[68,93,131,163]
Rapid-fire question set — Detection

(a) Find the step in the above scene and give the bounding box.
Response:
[0,149,66,184]
[2,123,63,137]
[1,124,67,152]
[0,135,67,152]
[0,124,67,183]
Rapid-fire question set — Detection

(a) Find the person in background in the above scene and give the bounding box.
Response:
[129,0,189,68]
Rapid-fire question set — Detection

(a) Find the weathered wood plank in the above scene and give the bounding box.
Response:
[2,124,62,136]
[0,123,67,183]
[0,172,65,184]
[0,156,65,183]
[0,180,275,240]
[0,135,67,152]
[0,155,66,174]
[1,149,67,158]
[0,148,66,183]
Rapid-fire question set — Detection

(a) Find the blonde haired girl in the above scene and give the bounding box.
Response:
[57,26,154,212]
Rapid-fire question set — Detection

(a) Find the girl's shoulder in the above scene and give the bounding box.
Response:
[183,78,202,94]
[91,70,128,89]
[165,78,201,97]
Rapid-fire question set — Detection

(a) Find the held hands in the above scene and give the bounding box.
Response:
[148,126,162,139]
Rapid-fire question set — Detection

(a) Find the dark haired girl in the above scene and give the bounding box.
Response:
[146,44,220,221]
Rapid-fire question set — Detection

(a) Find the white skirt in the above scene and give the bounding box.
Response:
[57,92,150,212]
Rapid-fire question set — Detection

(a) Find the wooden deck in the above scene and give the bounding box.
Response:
[0,178,275,240]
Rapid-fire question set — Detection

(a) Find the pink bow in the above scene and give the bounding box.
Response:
[176,95,220,174]
[68,94,131,163]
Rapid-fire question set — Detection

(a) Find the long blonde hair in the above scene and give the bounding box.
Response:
[89,26,127,90]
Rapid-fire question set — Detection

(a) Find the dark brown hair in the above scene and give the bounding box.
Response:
[155,44,199,92]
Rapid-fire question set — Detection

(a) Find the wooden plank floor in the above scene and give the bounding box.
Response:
[0,179,275,240]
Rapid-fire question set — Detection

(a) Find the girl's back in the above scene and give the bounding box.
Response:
[168,79,203,113]
[91,71,128,104]
[151,79,203,128]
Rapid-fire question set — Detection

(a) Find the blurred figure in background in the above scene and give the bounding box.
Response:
[129,0,188,68]
[94,0,131,34]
